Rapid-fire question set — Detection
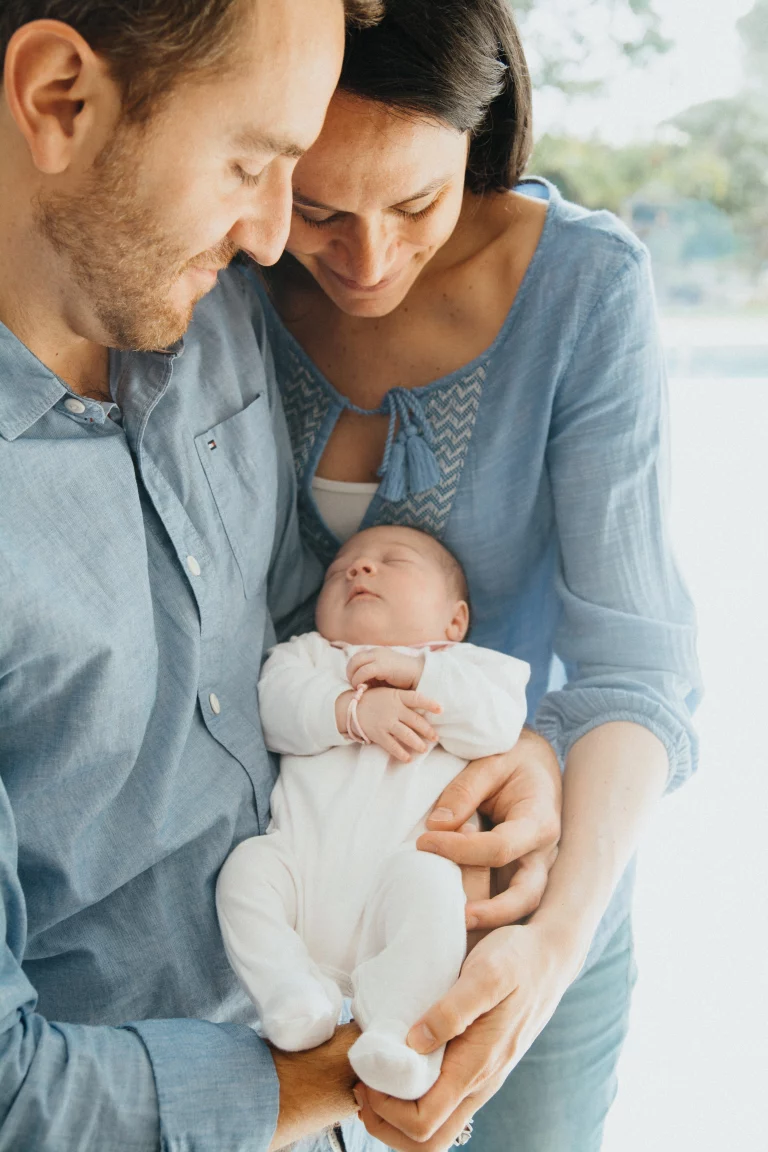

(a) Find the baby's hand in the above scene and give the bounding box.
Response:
[356,687,441,762]
[347,647,425,691]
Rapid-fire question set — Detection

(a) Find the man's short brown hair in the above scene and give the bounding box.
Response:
[0,0,383,120]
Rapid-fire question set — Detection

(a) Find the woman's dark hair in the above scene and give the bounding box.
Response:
[0,0,382,121]
[339,0,533,193]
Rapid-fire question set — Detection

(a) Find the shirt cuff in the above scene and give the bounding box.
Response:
[128,1019,278,1152]
[534,684,698,793]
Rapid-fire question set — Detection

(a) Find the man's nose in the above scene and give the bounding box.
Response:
[347,557,376,579]
[229,159,295,267]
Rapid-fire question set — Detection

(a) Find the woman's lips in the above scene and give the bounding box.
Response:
[326,267,403,295]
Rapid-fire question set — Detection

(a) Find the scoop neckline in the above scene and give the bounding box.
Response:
[311,476,380,493]
[257,178,561,412]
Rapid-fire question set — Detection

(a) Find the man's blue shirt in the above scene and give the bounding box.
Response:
[0,268,322,1150]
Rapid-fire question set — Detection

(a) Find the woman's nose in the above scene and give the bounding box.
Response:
[347,219,395,286]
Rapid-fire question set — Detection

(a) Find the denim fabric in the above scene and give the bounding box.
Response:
[0,268,322,1151]
[472,917,637,1152]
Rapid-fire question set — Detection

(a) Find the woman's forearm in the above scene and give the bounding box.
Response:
[528,720,668,970]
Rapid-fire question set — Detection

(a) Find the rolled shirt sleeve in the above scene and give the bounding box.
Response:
[534,246,702,791]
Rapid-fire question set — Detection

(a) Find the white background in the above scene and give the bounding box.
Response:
[603,346,768,1151]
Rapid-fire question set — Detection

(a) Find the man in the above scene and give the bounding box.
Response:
[0,2,561,1150]
[0,2,384,1148]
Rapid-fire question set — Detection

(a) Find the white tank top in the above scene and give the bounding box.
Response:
[311,476,379,542]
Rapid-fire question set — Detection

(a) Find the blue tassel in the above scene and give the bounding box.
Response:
[378,435,408,502]
[405,427,441,494]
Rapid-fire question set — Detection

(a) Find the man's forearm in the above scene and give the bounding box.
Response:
[269,1023,360,1151]
[529,720,668,968]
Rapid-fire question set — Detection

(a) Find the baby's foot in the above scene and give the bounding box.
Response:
[259,974,342,1051]
[349,1019,443,1100]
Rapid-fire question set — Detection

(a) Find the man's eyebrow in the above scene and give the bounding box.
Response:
[293,175,453,213]
[231,128,306,161]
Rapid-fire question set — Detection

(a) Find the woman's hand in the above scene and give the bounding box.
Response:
[418,729,562,929]
[354,921,583,1151]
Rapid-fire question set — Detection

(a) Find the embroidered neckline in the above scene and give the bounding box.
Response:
[260,179,557,564]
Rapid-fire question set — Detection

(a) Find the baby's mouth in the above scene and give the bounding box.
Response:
[347,585,380,604]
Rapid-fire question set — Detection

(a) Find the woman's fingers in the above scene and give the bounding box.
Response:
[354,1082,486,1152]
[418,815,542,869]
[465,851,553,930]
[425,754,513,831]
[408,951,514,1057]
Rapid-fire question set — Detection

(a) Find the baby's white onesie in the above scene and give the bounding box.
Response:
[216,632,530,1099]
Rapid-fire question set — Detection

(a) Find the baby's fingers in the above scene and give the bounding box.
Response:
[400,691,442,715]
[379,732,414,763]
[400,707,439,745]
[347,652,377,686]
[392,721,427,755]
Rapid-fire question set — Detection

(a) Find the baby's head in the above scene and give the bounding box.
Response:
[316,525,469,647]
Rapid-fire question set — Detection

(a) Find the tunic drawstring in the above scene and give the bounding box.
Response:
[374,388,441,502]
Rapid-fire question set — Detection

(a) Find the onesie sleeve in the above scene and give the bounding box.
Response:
[535,245,702,791]
[418,645,530,760]
[258,633,351,755]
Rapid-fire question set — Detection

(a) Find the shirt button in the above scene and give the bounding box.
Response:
[209,692,221,716]
[186,555,202,577]
[64,398,87,415]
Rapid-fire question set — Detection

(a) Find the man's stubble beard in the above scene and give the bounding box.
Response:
[35,123,237,352]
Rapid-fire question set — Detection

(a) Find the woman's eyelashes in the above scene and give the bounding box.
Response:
[293,198,441,229]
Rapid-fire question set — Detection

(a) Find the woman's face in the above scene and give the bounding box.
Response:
[286,93,469,317]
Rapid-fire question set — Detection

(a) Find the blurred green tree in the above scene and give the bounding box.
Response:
[516,0,671,96]
[529,0,768,266]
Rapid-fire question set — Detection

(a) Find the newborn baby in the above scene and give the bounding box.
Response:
[216,525,529,1099]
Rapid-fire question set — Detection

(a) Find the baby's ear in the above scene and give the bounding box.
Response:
[446,601,469,642]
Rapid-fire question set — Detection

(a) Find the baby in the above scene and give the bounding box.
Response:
[216,525,530,1099]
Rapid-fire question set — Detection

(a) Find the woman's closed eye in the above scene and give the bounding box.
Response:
[293,197,441,229]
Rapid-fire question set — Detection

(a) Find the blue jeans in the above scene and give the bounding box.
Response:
[470,916,637,1152]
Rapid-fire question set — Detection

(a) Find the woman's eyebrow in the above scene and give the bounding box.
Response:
[293,175,453,214]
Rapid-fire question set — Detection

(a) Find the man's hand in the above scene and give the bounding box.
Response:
[347,648,426,691]
[353,921,581,1152]
[418,729,561,929]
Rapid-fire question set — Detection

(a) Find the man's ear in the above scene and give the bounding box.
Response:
[446,600,470,642]
[3,20,119,175]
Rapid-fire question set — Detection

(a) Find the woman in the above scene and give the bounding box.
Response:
[250,1,701,1149]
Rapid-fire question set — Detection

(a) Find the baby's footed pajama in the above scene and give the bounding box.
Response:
[216,631,529,1099]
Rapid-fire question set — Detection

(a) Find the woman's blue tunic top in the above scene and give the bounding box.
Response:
[253,180,702,961]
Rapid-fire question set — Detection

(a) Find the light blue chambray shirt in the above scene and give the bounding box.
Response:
[254,179,703,963]
[0,267,345,1151]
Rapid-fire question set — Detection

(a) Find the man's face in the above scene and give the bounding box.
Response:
[35,0,344,351]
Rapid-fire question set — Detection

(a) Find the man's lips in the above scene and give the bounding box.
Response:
[347,584,380,604]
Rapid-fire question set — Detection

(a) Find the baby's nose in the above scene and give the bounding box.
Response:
[347,557,376,578]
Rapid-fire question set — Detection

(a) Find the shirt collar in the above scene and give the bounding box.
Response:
[0,321,185,443]
[0,320,67,442]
